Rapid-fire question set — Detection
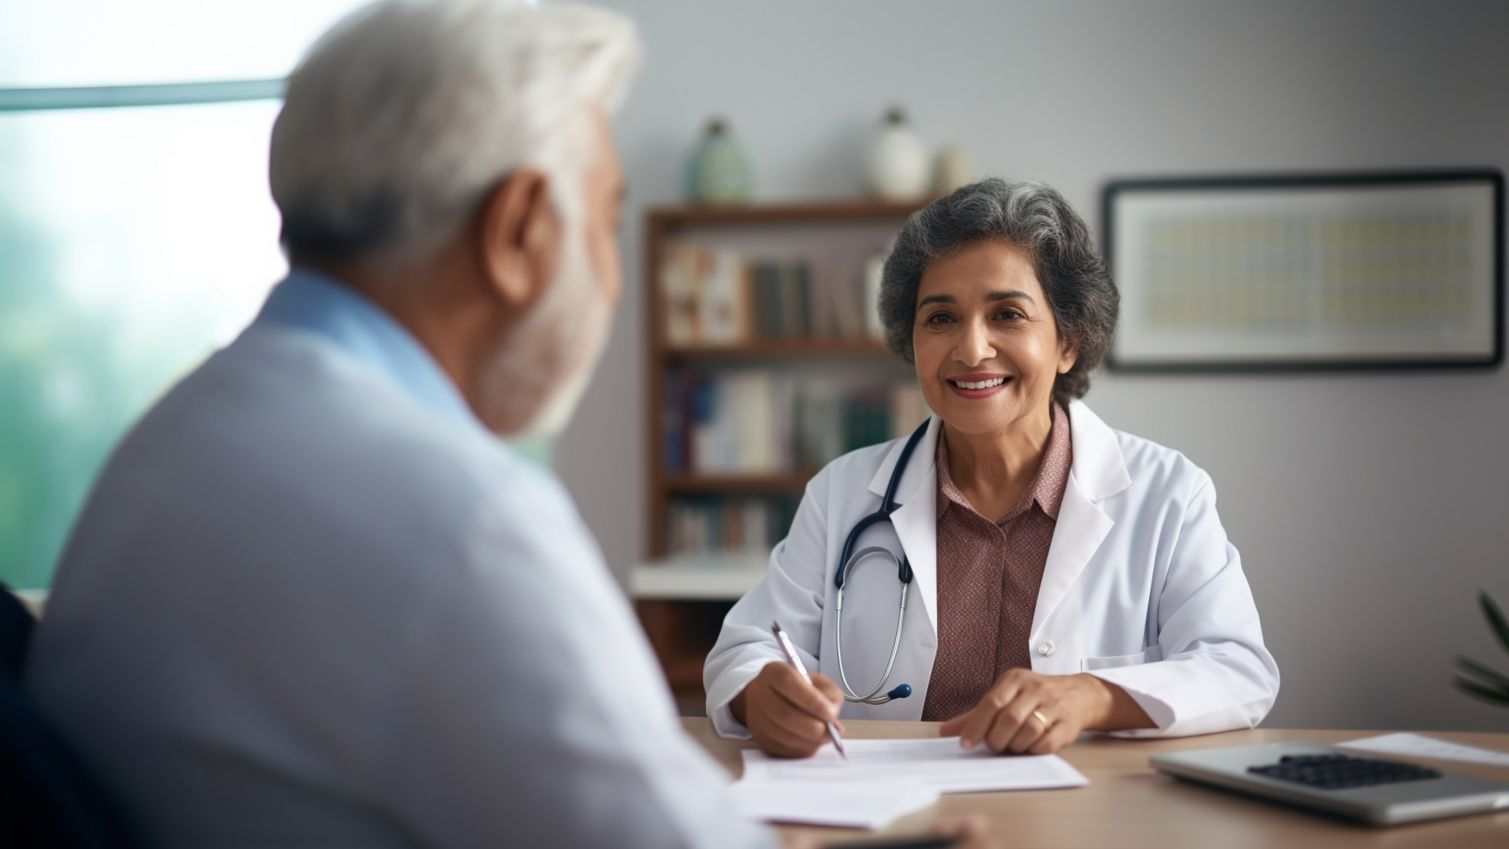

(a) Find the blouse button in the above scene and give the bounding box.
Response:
[1037,640,1056,657]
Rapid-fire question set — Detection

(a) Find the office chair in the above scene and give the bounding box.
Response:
[0,583,144,849]
[0,583,30,679]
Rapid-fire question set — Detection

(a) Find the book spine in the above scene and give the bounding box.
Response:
[662,371,685,475]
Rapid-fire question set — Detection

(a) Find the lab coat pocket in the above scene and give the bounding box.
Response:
[1079,646,1163,672]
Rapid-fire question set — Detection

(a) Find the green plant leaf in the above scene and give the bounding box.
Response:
[1480,591,1509,655]
[1455,677,1509,707]
[1455,656,1509,689]
[1455,677,1509,706]
[1455,669,1509,704]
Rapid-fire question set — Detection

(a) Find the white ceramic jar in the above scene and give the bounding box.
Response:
[866,107,930,202]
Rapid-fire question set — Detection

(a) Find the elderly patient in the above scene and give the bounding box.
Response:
[22,3,783,848]
[705,178,1280,758]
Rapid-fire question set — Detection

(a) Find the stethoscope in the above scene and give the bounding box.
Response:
[832,418,931,705]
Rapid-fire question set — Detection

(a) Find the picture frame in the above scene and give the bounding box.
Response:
[1102,170,1504,372]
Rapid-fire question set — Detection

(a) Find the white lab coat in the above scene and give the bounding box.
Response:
[705,401,1279,739]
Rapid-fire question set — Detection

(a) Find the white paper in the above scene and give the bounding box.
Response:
[740,737,1089,794]
[1339,733,1509,768]
[728,780,939,829]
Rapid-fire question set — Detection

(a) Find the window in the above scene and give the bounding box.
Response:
[0,1,368,589]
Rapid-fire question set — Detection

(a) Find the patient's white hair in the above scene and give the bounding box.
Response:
[270,0,639,266]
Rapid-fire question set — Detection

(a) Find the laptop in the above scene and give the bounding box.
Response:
[1150,742,1509,826]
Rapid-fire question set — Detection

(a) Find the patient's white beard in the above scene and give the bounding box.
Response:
[480,228,610,439]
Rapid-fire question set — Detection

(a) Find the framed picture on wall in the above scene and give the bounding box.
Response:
[1102,170,1504,371]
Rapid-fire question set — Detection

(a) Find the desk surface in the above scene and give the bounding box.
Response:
[682,718,1509,848]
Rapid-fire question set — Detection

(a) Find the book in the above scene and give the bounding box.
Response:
[662,244,889,344]
[665,497,797,556]
[751,262,783,341]
[661,243,704,345]
[675,372,918,475]
[699,251,751,344]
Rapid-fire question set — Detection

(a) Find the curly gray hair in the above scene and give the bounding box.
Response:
[877,177,1119,408]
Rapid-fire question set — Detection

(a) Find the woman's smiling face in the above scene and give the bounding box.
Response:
[912,239,1077,436]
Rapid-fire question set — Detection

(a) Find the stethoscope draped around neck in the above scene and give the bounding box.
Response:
[832,418,931,705]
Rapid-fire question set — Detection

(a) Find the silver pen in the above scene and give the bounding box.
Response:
[770,619,846,758]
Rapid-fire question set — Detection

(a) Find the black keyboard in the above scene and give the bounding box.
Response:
[1248,754,1442,790]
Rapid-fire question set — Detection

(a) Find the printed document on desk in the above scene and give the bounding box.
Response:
[1338,733,1509,768]
[729,780,939,829]
[740,737,1090,794]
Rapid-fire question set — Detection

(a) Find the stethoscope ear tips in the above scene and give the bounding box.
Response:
[887,683,913,700]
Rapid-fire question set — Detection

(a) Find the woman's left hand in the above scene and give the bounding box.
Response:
[937,669,1119,755]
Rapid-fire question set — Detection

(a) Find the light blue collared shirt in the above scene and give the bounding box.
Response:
[256,267,481,433]
[30,270,762,849]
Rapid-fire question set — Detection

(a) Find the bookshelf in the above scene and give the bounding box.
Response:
[638,198,929,710]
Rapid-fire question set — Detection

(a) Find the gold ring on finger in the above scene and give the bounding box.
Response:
[1031,710,1051,728]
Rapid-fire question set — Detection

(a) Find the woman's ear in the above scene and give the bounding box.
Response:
[477,168,561,312]
[1057,333,1080,375]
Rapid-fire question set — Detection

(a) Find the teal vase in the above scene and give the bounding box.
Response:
[686,118,753,204]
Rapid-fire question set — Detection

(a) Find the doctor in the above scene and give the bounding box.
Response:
[705,178,1279,758]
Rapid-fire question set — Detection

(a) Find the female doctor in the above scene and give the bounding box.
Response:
[703,178,1279,758]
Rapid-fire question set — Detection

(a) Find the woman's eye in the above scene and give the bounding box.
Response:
[924,312,954,325]
[995,309,1024,321]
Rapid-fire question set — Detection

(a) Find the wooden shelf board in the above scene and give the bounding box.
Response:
[660,473,815,495]
[661,338,892,361]
[648,198,928,228]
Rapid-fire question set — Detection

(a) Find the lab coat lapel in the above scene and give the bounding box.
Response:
[866,417,942,636]
[1030,402,1133,638]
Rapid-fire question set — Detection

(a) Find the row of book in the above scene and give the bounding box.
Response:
[660,242,888,345]
[662,371,931,475]
[665,497,799,557]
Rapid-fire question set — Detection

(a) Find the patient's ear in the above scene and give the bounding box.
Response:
[476,169,561,313]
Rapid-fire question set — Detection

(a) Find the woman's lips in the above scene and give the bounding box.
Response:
[946,375,1010,399]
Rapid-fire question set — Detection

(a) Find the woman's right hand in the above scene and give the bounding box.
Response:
[731,662,845,758]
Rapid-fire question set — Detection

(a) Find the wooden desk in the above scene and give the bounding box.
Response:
[682,718,1509,848]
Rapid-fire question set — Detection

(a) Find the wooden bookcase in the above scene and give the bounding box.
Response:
[636,199,928,711]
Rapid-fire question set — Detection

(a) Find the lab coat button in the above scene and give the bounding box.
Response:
[1037,640,1055,657]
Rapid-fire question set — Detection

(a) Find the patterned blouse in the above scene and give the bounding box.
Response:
[921,403,1073,721]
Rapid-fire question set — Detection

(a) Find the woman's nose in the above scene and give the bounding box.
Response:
[952,317,995,365]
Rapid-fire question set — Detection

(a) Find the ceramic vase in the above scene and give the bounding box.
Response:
[866,107,930,201]
[934,145,973,195]
[687,118,753,204]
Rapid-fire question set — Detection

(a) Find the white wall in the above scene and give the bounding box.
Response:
[555,0,1509,731]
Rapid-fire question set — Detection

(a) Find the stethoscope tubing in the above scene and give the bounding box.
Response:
[831,419,931,705]
[835,547,909,704]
